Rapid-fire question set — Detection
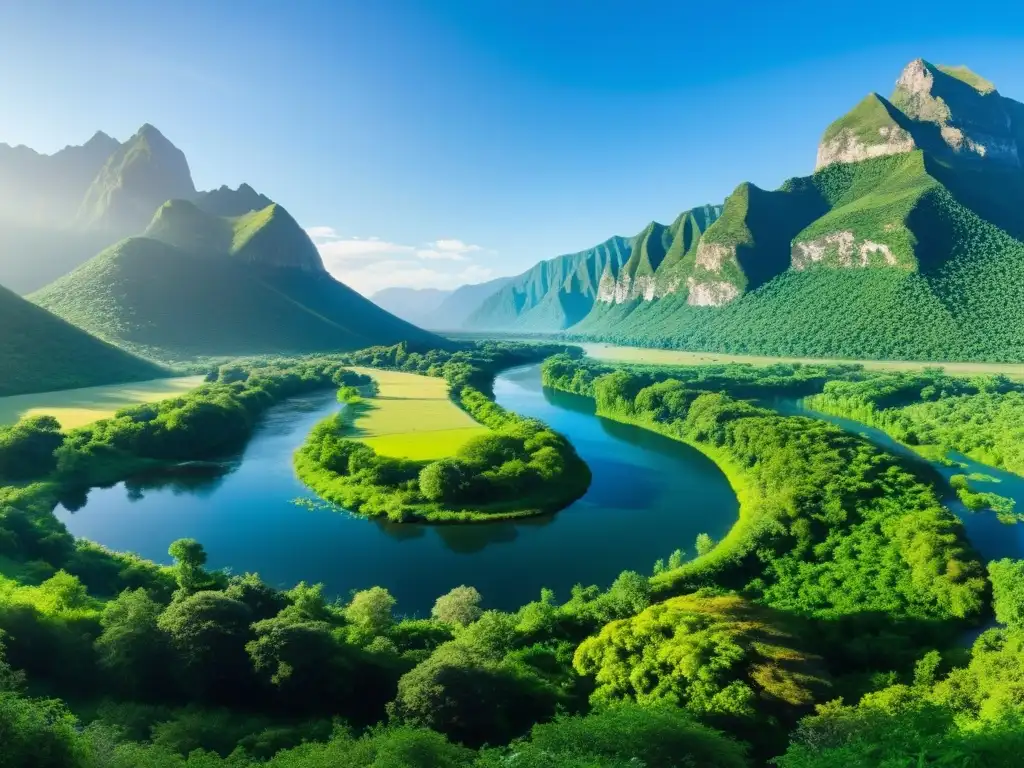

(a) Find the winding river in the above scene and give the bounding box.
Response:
[772,397,1024,564]
[55,364,738,615]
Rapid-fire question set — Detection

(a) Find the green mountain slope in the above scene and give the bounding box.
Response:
[467,235,634,331]
[0,125,279,295]
[564,59,1024,361]
[193,183,274,217]
[31,202,441,358]
[466,213,733,333]
[0,283,164,397]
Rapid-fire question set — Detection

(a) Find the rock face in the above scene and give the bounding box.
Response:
[890,59,1022,166]
[792,231,898,270]
[815,94,918,171]
[816,123,916,171]
[686,277,739,306]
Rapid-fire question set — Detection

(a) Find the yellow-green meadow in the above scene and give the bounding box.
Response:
[0,375,206,428]
[346,367,489,460]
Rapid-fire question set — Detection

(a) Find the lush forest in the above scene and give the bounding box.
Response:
[807,371,1024,476]
[294,342,591,521]
[1,345,1022,766]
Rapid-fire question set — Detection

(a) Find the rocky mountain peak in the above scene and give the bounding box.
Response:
[817,59,1022,171]
[891,59,1020,166]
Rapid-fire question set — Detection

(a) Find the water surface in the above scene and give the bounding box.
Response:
[56,364,738,614]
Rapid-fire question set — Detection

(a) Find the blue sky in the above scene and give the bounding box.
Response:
[3,1,1024,295]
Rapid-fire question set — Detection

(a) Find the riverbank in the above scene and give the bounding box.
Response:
[540,355,987,625]
[293,360,591,523]
[581,342,1024,378]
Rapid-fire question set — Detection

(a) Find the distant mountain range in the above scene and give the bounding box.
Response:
[371,276,513,329]
[452,60,1024,362]
[0,125,280,293]
[31,200,440,358]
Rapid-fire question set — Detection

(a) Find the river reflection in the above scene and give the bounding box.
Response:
[56,367,739,614]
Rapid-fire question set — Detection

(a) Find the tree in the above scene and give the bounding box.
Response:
[390,643,557,748]
[167,538,210,593]
[432,586,483,627]
[477,702,750,768]
[157,591,253,699]
[345,587,396,641]
[38,570,89,612]
[246,616,353,712]
[94,588,174,698]
[695,533,716,557]
[418,459,473,502]
[0,415,64,481]
[0,691,84,768]
[989,559,1024,628]
[603,570,651,618]
[224,572,290,622]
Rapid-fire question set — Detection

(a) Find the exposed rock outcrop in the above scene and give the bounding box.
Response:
[686,278,739,306]
[792,231,898,269]
[816,124,916,171]
[891,59,1021,167]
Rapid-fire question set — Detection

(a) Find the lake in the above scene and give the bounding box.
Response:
[55,364,738,615]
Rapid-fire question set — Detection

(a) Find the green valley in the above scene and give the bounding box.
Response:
[5,17,1024,768]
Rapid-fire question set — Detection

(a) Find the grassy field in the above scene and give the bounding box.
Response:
[0,375,205,429]
[581,343,1024,378]
[347,367,489,460]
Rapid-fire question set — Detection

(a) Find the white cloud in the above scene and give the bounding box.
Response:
[305,225,340,239]
[305,226,495,296]
[432,238,482,254]
[415,248,469,262]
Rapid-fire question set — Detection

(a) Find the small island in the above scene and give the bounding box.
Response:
[294,342,591,522]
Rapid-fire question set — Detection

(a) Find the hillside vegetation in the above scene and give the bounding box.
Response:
[0,283,165,396]
[0,124,282,294]
[30,201,440,359]
[475,60,1024,362]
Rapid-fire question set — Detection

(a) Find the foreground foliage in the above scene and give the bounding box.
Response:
[1,346,1022,766]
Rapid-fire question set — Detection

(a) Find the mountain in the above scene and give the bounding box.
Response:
[194,183,274,217]
[371,276,516,329]
[0,125,282,295]
[76,124,196,236]
[30,200,442,359]
[0,282,164,397]
[432,276,514,329]
[0,130,121,226]
[499,60,1024,362]
[467,206,722,331]
[371,287,453,326]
